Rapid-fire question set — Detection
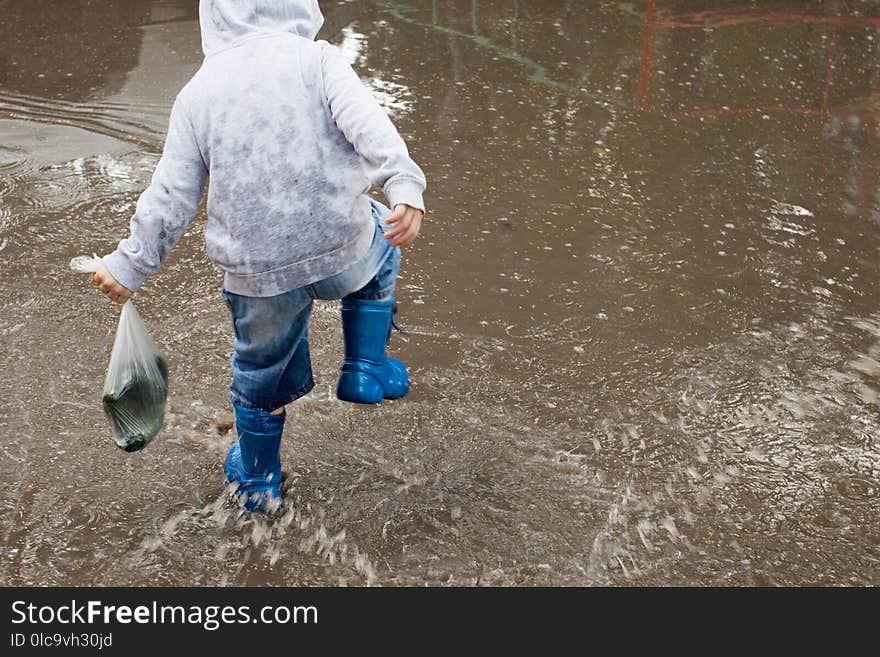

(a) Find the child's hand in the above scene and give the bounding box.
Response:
[91,262,132,304]
[383,204,423,248]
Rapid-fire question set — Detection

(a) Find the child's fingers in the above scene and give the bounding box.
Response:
[401,214,422,245]
[384,206,423,243]
[384,214,410,239]
[384,204,407,225]
[106,286,129,304]
[398,226,419,247]
[389,221,413,246]
[94,272,129,302]
[391,214,421,247]
[89,262,130,302]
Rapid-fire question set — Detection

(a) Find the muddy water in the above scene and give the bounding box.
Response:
[1,0,879,586]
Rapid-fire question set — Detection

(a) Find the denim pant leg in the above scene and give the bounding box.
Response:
[309,200,401,302]
[222,287,316,412]
[221,200,400,411]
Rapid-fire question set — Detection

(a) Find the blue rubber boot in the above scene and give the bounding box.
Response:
[224,404,284,513]
[336,298,410,404]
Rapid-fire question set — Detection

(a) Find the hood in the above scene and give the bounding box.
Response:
[199,0,324,55]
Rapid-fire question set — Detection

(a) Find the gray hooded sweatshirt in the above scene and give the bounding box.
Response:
[103,0,426,298]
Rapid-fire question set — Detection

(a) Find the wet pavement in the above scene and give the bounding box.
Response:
[1,0,879,586]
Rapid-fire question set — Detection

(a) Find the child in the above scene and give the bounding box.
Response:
[89,0,426,512]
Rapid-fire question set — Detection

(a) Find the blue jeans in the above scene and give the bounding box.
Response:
[221,200,401,411]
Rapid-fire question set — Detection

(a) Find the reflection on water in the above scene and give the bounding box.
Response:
[0,0,879,586]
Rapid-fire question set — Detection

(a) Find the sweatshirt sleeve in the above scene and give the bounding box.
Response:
[320,43,426,212]
[103,97,208,292]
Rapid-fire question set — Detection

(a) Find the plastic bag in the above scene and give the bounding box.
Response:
[70,255,169,452]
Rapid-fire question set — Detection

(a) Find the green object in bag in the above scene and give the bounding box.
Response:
[69,256,170,453]
[102,355,169,453]
[98,301,169,453]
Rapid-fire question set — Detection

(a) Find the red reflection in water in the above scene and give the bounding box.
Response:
[654,9,880,30]
[637,1,880,120]
[637,0,656,111]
